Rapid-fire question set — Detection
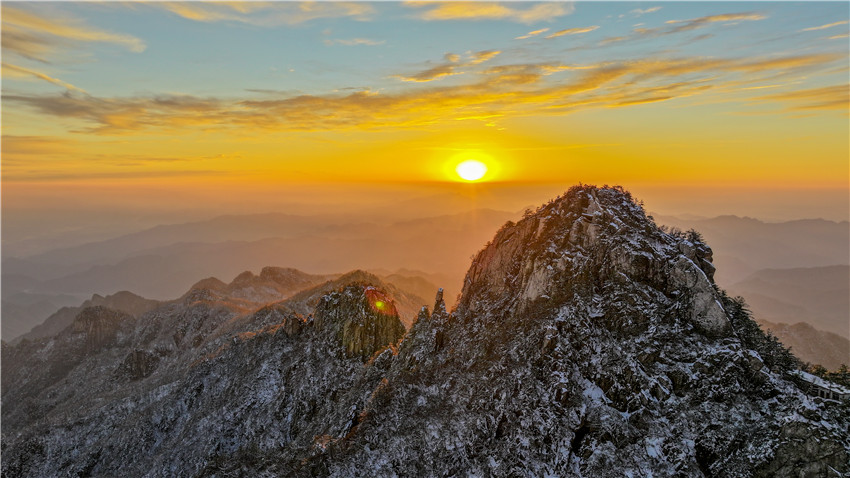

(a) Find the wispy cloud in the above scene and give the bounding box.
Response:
[600,11,766,46]
[664,12,766,32]
[1,4,146,61]
[324,38,385,46]
[546,25,599,39]
[799,21,848,32]
[159,2,374,26]
[479,61,595,86]
[7,52,842,135]
[756,85,849,111]
[406,2,574,24]
[393,50,500,82]
[394,64,461,82]
[829,33,850,40]
[631,6,662,17]
[515,28,549,40]
[2,62,87,93]
[469,50,502,65]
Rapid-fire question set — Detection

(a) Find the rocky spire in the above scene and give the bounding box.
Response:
[417,305,430,323]
[431,287,447,320]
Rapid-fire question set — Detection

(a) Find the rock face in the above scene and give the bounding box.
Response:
[2,185,848,477]
[14,290,160,344]
[314,285,405,359]
[71,306,131,352]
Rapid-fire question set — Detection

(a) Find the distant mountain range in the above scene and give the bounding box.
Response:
[654,214,849,286]
[756,319,849,371]
[726,265,849,339]
[1,209,514,339]
[10,266,436,346]
[3,210,848,367]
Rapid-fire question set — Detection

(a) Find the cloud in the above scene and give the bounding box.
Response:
[477,61,597,87]
[829,33,850,40]
[631,6,662,17]
[2,62,87,93]
[729,54,842,73]
[406,2,574,24]
[665,12,766,33]
[800,21,848,32]
[445,53,461,63]
[393,50,500,82]
[515,28,549,40]
[545,25,599,39]
[599,11,767,46]
[159,2,374,26]
[756,85,849,111]
[469,50,502,65]
[1,4,146,61]
[324,38,386,46]
[394,64,462,82]
[5,53,844,135]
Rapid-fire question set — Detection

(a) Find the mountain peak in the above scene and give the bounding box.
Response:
[458,184,730,337]
[182,268,334,305]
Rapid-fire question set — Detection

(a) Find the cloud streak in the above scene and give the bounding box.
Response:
[2,62,87,93]
[393,50,501,82]
[546,26,599,39]
[1,4,145,61]
[631,7,662,17]
[159,2,374,26]
[800,21,848,32]
[515,28,549,40]
[599,11,767,46]
[6,51,843,136]
[406,2,574,24]
[664,12,766,32]
[756,85,849,111]
[324,38,385,46]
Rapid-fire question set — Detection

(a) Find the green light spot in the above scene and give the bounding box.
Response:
[375,300,385,310]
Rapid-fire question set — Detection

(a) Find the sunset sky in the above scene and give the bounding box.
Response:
[2,1,848,254]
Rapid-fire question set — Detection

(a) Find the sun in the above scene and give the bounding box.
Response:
[456,159,488,181]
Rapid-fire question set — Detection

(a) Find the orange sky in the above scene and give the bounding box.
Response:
[2,2,848,255]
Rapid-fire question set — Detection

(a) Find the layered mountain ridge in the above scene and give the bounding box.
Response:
[2,185,848,477]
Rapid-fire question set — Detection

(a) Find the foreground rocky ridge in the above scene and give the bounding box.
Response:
[2,185,848,477]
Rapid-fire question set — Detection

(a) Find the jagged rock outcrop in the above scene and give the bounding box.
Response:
[14,291,160,344]
[314,285,405,359]
[280,270,429,329]
[2,185,848,478]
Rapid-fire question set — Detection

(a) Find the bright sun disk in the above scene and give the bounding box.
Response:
[456,159,488,181]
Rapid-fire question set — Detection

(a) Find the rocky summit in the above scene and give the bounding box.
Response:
[2,185,848,477]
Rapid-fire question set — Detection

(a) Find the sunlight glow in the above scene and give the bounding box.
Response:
[456,159,488,181]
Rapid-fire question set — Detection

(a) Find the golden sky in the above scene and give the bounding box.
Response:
[2,1,848,250]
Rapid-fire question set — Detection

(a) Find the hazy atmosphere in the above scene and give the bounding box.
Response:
[3,0,848,339]
[3,1,849,254]
[3,2,850,476]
